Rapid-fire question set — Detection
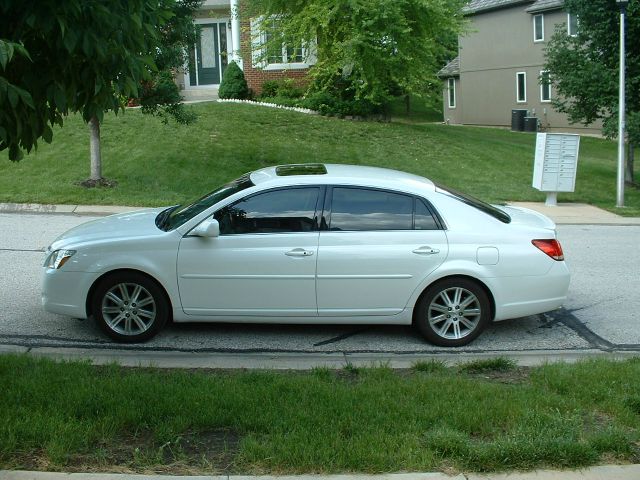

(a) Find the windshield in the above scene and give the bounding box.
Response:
[434,183,511,224]
[159,173,254,230]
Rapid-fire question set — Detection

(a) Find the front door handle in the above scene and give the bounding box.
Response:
[413,246,440,255]
[285,248,314,257]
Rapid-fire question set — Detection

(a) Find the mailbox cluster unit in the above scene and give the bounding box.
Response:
[532,133,580,205]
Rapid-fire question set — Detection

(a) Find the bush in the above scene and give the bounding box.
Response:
[259,78,304,100]
[260,80,280,98]
[218,61,249,99]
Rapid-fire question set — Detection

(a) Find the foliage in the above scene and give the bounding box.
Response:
[218,61,250,99]
[246,0,464,109]
[545,0,639,146]
[260,80,281,98]
[139,71,196,125]
[0,0,174,161]
[259,78,305,99]
[137,0,200,126]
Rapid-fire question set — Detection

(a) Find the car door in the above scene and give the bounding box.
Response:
[316,186,448,316]
[177,186,322,317]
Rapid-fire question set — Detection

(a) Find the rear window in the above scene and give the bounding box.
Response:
[434,183,511,224]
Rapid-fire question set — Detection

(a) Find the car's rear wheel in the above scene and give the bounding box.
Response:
[92,272,168,343]
[415,278,490,347]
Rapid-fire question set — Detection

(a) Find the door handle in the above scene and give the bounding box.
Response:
[285,248,314,257]
[412,246,440,255]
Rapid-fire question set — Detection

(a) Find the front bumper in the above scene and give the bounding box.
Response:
[41,268,99,318]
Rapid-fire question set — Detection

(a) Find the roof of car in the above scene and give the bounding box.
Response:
[250,164,436,194]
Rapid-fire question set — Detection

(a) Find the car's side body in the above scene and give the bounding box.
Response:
[42,164,570,343]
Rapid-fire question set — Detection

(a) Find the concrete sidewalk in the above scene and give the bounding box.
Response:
[1,202,639,225]
[2,465,640,479]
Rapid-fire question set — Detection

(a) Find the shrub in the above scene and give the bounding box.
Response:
[218,61,249,99]
[260,80,280,98]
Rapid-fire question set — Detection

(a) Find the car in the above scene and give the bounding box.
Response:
[42,164,570,346]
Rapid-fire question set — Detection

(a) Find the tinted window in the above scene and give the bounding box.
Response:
[434,183,511,224]
[415,199,439,230]
[163,174,254,230]
[215,187,319,234]
[330,188,413,231]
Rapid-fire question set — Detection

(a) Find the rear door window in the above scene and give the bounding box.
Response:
[329,187,414,231]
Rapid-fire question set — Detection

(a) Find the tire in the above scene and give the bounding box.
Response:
[91,272,169,343]
[415,278,490,347]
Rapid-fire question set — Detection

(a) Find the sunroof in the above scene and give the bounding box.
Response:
[275,164,327,176]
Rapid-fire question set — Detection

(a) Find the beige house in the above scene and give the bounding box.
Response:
[176,0,315,101]
[438,0,599,133]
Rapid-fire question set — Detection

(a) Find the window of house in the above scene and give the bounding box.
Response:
[329,188,414,231]
[251,17,316,70]
[540,70,551,102]
[567,13,578,36]
[516,72,527,103]
[447,78,456,109]
[533,14,544,42]
[215,187,320,234]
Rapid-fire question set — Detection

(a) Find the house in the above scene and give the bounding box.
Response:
[438,0,599,133]
[176,0,315,101]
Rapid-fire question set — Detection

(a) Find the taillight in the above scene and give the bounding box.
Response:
[532,239,564,261]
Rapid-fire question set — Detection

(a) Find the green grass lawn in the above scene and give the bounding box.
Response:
[2,355,640,474]
[1,102,638,215]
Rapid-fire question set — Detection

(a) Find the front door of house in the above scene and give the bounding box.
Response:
[189,22,228,86]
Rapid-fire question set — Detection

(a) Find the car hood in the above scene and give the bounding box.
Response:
[49,208,166,250]
[497,205,557,231]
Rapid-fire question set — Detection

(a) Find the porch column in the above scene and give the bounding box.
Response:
[230,0,243,69]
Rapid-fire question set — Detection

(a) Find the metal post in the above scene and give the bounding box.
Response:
[616,2,627,208]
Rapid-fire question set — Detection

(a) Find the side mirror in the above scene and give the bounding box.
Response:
[191,218,220,238]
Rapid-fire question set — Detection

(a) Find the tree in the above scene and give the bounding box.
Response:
[544,0,639,183]
[246,0,465,111]
[0,0,199,183]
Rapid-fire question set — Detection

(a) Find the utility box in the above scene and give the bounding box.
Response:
[523,116,538,132]
[532,133,580,206]
[511,109,528,131]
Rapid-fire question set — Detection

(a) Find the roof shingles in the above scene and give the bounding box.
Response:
[437,57,460,78]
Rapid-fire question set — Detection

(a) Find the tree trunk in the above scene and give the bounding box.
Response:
[89,116,102,181]
[626,142,635,185]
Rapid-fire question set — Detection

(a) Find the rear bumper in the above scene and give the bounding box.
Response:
[41,269,97,318]
[491,260,570,321]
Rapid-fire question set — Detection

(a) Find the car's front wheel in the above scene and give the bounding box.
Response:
[92,272,168,343]
[415,278,490,347]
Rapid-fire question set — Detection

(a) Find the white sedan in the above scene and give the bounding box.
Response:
[42,164,570,346]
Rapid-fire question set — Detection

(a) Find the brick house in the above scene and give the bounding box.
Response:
[438,0,600,134]
[176,0,315,101]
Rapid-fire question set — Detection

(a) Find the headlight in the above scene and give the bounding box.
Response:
[45,249,76,269]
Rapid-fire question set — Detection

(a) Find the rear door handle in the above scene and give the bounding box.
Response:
[285,248,314,257]
[412,246,440,255]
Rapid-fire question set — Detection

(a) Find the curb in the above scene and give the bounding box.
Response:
[2,345,639,370]
[0,203,146,216]
[2,465,640,479]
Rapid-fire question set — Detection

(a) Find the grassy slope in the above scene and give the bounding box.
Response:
[0,102,638,215]
[1,355,640,474]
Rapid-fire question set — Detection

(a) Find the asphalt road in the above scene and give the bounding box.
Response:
[0,211,638,355]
